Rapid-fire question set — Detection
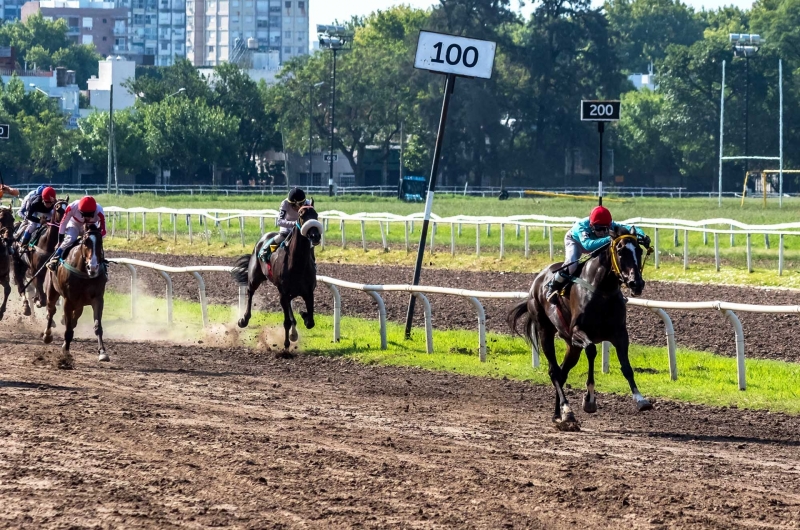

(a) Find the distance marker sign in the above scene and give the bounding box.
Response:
[414,31,496,79]
[581,100,621,121]
[0,124,8,139]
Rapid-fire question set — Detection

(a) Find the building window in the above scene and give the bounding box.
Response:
[284,30,290,38]
[297,46,303,54]
[115,37,126,46]
[102,36,107,41]
[283,46,290,54]
[82,17,92,28]
[102,18,107,23]
[208,45,215,52]
[269,5,279,12]
[82,34,93,45]
[298,0,303,8]
[284,1,290,7]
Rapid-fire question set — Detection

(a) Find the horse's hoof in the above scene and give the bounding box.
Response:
[636,398,653,412]
[42,333,52,344]
[583,395,598,414]
[305,320,315,330]
[23,305,31,316]
[61,344,69,353]
[98,351,109,362]
[555,418,581,432]
[237,318,248,328]
[289,330,298,342]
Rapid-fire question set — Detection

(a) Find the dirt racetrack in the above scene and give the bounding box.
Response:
[107,251,800,363]
[1,324,799,529]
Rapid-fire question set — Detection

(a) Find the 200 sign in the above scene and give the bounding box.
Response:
[430,42,480,68]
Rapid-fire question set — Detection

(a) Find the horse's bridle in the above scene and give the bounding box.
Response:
[609,234,653,278]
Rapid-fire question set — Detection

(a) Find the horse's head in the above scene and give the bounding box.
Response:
[297,205,323,246]
[81,225,104,279]
[52,199,68,225]
[610,226,646,297]
[0,205,14,232]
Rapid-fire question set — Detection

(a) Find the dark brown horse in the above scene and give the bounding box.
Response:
[0,205,13,320]
[13,199,68,316]
[42,224,108,361]
[508,227,652,431]
[232,205,322,348]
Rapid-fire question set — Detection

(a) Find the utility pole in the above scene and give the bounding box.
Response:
[107,84,113,194]
[398,120,404,198]
[329,47,337,197]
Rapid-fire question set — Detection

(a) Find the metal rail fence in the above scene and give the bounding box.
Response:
[107,256,795,392]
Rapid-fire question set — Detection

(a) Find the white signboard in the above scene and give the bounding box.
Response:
[414,31,496,79]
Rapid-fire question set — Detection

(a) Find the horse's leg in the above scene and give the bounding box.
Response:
[538,324,574,427]
[92,296,108,362]
[42,278,58,344]
[0,276,10,321]
[300,291,315,330]
[554,345,582,430]
[33,272,47,308]
[280,294,294,348]
[583,344,598,413]
[238,256,265,328]
[613,333,652,411]
[13,255,31,316]
[62,303,83,353]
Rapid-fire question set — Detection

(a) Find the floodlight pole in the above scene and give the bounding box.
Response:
[598,121,605,206]
[718,60,725,207]
[329,48,337,197]
[779,59,784,207]
[404,73,456,339]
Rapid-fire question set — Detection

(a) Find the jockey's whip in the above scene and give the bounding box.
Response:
[552,241,612,274]
[22,249,59,291]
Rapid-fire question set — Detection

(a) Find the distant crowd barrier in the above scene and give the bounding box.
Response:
[108,256,800,392]
[3,183,767,199]
[94,207,800,276]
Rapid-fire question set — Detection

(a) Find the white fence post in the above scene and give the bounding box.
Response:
[404,221,410,253]
[548,227,554,261]
[654,227,659,269]
[450,223,455,256]
[524,226,530,258]
[683,230,689,271]
[602,342,610,374]
[476,224,481,256]
[499,223,505,259]
[714,233,720,271]
[365,291,387,350]
[360,221,367,252]
[341,220,346,249]
[721,309,746,391]
[192,271,208,328]
[779,234,784,276]
[158,271,173,324]
[746,233,752,273]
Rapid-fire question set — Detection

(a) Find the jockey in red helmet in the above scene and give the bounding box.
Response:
[48,196,106,271]
[546,206,651,301]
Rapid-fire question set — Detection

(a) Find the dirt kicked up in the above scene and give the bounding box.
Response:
[1,325,799,529]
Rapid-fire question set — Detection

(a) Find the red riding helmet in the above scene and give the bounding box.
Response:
[78,196,97,216]
[589,206,612,227]
[41,186,56,203]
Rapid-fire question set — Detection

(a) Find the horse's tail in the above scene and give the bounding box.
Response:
[507,299,539,355]
[230,254,250,285]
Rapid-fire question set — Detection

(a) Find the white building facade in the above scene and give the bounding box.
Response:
[186,0,307,67]
[117,0,186,66]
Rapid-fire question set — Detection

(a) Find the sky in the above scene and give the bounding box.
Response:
[310,0,756,37]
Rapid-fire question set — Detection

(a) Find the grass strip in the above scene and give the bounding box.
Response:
[98,291,800,415]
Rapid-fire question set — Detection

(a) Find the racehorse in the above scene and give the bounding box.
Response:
[231,205,323,349]
[0,205,14,320]
[12,199,68,316]
[42,224,108,362]
[508,227,652,431]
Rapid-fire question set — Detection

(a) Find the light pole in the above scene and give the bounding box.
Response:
[730,34,762,177]
[308,82,325,186]
[167,87,186,98]
[317,25,352,197]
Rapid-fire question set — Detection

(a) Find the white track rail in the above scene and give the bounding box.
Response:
[93,208,800,276]
[109,257,800,391]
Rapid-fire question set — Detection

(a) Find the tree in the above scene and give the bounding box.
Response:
[126,59,212,104]
[606,0,704,74]
[141,96,238,183]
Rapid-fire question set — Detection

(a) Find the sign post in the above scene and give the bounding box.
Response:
[581,100,620,206]
[404,31,496,339]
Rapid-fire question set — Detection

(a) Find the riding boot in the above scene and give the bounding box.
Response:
[19,231,31,248]
[47,247,64,271]
[546,270,571,302]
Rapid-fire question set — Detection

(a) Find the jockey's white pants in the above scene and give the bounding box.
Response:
[59,225,82,249]
[564,234,584,276]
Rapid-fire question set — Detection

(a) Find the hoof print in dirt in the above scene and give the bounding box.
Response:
[56,352,74,370]
[555,420,581,432]
[275,349,295,359]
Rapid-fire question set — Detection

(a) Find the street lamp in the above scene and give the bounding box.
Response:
[317,24,353,197]
[167,87,186,98]
[28,83,49,96]
[308,81,325,187]
[729,33,762,177]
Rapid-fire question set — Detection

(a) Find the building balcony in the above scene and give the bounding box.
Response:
[113,27,127,36]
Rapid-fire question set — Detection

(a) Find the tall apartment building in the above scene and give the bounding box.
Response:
[186,0,308,67]
[116,0,185,66]
[1,0,25,20]
[21,0,127,57]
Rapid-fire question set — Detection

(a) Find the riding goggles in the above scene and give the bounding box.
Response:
[591,224,610,235]
[288,200,305,206]
[79,210,95,219]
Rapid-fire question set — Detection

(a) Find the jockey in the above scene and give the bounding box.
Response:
[258,187,314,262]
[18,185,48,220]
[48,196,106,271]
[16,186,57,248]
[546,206,650,301]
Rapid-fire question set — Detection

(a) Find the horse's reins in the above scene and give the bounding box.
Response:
[555,234,654,280]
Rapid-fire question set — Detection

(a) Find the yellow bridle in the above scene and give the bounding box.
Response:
[609,234,653,277]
